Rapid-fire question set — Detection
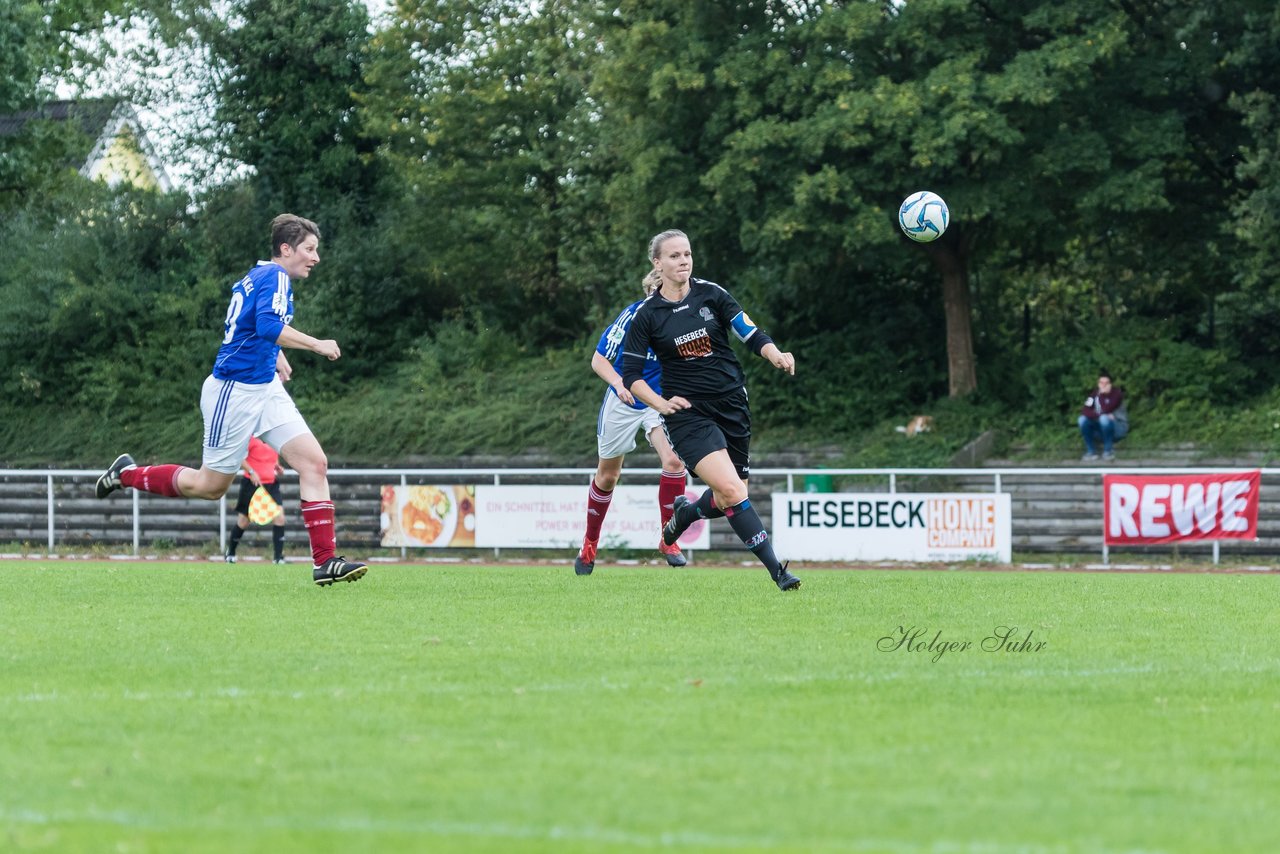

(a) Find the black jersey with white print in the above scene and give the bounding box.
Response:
[621,277,773,400]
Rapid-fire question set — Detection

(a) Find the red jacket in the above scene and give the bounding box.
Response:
[1080,387,1124,420]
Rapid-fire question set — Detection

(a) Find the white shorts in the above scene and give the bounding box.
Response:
[596,390,664,460]
[200,375,311,474]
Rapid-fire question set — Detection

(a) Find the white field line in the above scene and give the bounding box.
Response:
[7,660,1277,706]
[0,805,1169,854]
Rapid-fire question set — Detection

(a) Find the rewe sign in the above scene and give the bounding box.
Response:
[1103,471,1260,545]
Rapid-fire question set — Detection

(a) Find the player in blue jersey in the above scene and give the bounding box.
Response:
[94,214,366,587]
[574,274,688,575]
[620,229,800,591]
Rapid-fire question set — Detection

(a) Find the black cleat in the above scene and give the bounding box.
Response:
[574,539,597,575]
[313,556,368,587]
[772,561,802,592]
[662,495,692,547]
[95,453,136,499]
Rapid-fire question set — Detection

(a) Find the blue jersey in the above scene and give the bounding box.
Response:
[213,261,293,384]
[597,299,663,411]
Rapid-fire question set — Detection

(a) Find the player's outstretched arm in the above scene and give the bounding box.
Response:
[760,342,795,376]
[276,325,341,361]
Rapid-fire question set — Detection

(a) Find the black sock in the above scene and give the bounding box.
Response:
[228,524,246,555]
[688,488,725,522]
[723,499,783,575]
[272,526,285,560]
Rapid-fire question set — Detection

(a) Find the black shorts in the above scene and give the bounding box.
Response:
[233,477,284,517]
[663,388,752,480]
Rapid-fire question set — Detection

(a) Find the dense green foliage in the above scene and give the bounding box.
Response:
[2,0,1280,465]
[3,562,1277,852]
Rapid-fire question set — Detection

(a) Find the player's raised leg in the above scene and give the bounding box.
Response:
[97,453,236,501]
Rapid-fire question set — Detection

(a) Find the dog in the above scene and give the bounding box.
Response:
[895,415,934,437]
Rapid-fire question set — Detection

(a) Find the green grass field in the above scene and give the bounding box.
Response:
[1,561,1277,853]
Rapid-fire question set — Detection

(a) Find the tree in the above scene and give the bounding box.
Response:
[206,0,383,219]
[587,2,965,409]
[1224,4,1280,300]
[362,0,607,343]
[651,0,1272,402]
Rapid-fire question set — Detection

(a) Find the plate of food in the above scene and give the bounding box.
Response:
[398,485,457,547]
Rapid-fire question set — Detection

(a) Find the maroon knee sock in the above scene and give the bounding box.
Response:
[121,465,186,497]
[658,469,687,527]
[300,500,336,566]
[584,481,613,542]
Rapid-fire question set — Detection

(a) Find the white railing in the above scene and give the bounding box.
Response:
[4,466,1277,563]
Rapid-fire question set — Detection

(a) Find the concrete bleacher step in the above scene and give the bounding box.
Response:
[986,443,1274,468]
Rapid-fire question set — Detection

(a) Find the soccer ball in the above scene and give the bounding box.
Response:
[898,191,949,242]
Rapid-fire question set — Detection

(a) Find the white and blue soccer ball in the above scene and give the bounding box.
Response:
[898,191,949,242]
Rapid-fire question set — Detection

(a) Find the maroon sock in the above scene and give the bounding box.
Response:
[658,469,687,527]
[584,481,613,542]
[121,464,186,498]
[300,500,336,566]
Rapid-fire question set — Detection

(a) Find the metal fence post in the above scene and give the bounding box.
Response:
[1100,473,1107,566]
[47,474,55,553]
[493,472,501,560]
[132,488,140,556]
[400,473,408,561]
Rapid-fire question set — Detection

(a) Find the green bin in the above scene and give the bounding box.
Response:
[804,473,834,493]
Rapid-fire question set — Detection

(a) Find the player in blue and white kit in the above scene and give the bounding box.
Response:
[95,214,366,587]
[573,274,688,575]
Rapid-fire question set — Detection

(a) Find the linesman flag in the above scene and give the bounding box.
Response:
[248,486,281,525]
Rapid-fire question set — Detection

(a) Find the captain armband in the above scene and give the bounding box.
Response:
[731,310,772,355]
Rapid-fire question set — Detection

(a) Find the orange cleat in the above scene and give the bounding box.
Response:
[658,539,687,567]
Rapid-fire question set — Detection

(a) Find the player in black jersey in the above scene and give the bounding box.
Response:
[620,230,801,591]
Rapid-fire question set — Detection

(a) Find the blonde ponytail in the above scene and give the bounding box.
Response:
[642,269,662,296]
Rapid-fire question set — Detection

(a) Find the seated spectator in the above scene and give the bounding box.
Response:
[1078,371,1128,461]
